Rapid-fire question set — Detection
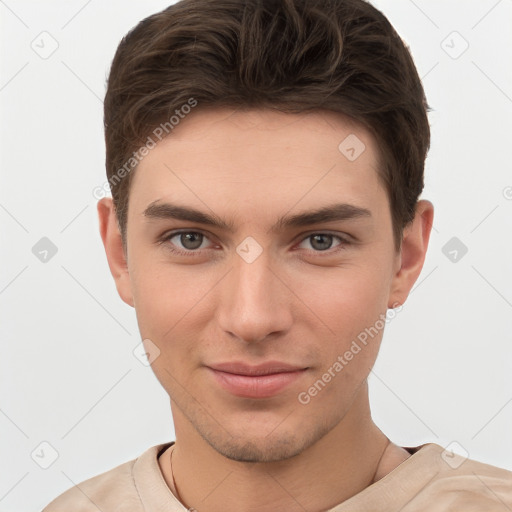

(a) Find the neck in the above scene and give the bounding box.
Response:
[161,382,390,512]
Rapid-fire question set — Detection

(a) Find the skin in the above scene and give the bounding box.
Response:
[98,107,434,512]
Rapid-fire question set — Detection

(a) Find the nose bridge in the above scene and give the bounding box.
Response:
[217,243,292,343]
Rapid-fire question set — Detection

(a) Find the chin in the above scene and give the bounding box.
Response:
[198,418,335,463]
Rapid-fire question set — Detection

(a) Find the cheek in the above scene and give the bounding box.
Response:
[297,262,390,333]
[130,263,204,391]
[129,255,219,355]
[291,256,392,381]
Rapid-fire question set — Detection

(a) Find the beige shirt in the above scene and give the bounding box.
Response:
[42,441,512,511]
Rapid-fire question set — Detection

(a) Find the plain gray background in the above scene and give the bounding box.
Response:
[1,1,511,510]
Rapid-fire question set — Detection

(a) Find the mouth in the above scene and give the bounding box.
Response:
[207,361,308,399]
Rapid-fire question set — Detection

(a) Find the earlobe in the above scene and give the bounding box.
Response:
[388,200,434,308]
[97,198,135,308]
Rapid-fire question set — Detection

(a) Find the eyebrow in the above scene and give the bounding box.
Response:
[143,201,372,233]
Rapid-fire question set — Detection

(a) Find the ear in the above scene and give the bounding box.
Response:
[97,197,134,308]
[388,199,434,308]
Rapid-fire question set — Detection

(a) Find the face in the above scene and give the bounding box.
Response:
[124,108,402,462]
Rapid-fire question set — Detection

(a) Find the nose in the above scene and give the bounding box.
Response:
[216,246,293,344]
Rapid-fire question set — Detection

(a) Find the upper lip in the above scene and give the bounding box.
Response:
[208,361,307,376]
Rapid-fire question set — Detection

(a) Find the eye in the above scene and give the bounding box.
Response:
[297,233,349,252]
[160,230,213,255]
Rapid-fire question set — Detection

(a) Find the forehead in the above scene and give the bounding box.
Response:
[129,107,386,218]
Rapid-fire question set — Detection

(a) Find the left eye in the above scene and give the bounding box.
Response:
[297,234,346,252]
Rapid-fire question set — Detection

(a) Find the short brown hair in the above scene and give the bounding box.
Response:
[104,0,430,253]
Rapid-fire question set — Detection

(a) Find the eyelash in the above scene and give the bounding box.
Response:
[158,230,351,257]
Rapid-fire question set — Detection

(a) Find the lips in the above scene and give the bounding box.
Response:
[207,361,308,399]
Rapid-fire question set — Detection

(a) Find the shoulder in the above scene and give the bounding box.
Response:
[405,443,512,509]
[41,444,170,512]
[336,443,512,511]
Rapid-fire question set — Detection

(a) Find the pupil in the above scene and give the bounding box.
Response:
[311,234,332,251]
[182,233,202,250]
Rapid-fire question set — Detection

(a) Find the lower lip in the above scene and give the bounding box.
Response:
[208,368,306,399]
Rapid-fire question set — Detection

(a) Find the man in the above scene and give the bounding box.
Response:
[43,0,512,510]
